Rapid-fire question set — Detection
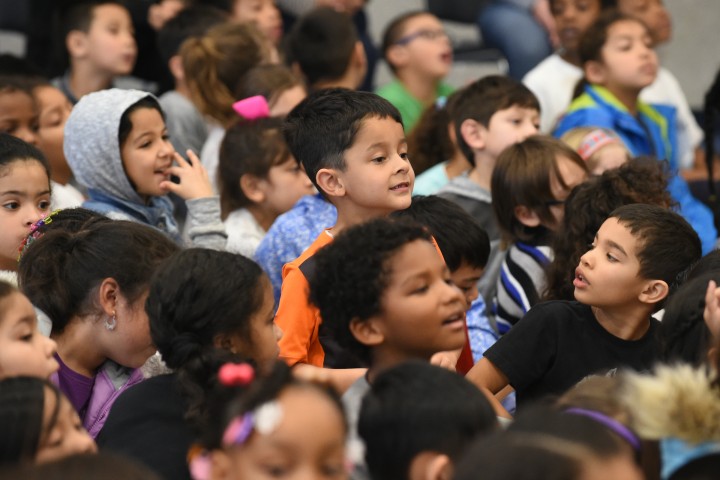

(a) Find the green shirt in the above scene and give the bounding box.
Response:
[375,79,454,133]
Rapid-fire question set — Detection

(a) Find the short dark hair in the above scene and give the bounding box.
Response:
[610,203,701,291]
[0,452,162,480]
[118,95,165,149]
[550,0,617,12]
[282,7,358,88]
[0,133,51,180]
[283,88,402,195]
[380,10,429,73]
[156,5,227,67]
[452,75,539,165]
[61,1,126,38]
[309,218,431,365]
[359,361,497,480]
[392,195,489,271]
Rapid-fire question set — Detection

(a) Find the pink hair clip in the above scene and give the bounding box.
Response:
[218,363,255,387]
[233,95,270,120]
[577,129,620,161]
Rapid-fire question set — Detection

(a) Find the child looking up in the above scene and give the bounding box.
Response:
[492,136,587,333]
[274,89,414,370]
[377,11,454,134]
[553,11,716,253]
[467,204,702,417]
[64,89,226,249]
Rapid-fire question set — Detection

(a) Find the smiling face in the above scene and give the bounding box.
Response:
[551,0,603,54]
[82,3,137,76]
[34,85,73,184]
[120,107,175,200]
[0,90,39,146]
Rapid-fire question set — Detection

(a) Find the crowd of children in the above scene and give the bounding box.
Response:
[1,0,720,478]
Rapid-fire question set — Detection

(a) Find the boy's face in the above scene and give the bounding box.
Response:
[551,0,602,53]
[232,0,283,45]
[481,106,539,161]
[392,13,452,80]
[573,216,648,308]
[373,239,467,360]
[450,262,483,306]
[34,86,73,181]
[120,107,175,199]
[333,116,414,217]
[0,90,39,146]
[82,4,137,76]
[544,154,587,229]
[617,0,672,45]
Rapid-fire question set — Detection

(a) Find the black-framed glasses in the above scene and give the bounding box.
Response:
[394,29,449,45]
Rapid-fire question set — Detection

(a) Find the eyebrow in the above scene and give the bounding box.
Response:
[0,189,51,197]
[606,239,628,257]
[366,138,408,152]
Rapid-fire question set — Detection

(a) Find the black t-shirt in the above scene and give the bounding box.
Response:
[484,301,659,409]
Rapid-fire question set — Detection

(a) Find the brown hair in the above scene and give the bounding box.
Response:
[234,64,305,107]
[407,91,461,175]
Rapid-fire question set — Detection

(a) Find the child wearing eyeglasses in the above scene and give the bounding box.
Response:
[376,11,454,133]
[491,136,587,334]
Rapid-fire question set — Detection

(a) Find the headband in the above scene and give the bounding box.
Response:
[564,407,642,452]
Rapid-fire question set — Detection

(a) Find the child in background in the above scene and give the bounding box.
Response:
[468,204,702,416]
[359,362,497,480]
[409,92,471,196]
[18,220,179,437]
[98,249,281,480]
[64,89,226,249]
[230,0,283,46]
[234,64,307,117]
[309,218,467,473]
[543,157,672,302]
[492,136,588,333]
[2,453,162,480]
[560,127,630,175]
[438,75,540,304]
[553,11,716,253]
[181,22,271,189]
[192,361,347,480]
[0,76,39,146]
[377,11,454,134]
[0,376,96,467]
[0,134,51,273]
[52,1,138,104]
[220,106,314,258]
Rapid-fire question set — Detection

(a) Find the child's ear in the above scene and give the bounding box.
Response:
[66,30,89,59]
[585,60,607,85]
[209,450,231,480]
[386,44,409,70]
[168,54,185,82]
[212,332,244,355]
[638,279,669,305]
[459,119,487,152]
[349,317,384,348]
[315,168,345,199]
[514,205,542,228]
[239,174,267,204]
[97,277,119,318]
[408,452,452,480]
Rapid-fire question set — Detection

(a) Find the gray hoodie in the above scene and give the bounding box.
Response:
[64,88,226,250]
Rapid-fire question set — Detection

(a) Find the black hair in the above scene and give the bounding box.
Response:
[282,7,358,88]
[218,117,291,217]
[156,5,228,67]
[380,10,431,74]
[391,195,489,271]
[118,96,165,149]
[283,88,402,195]
[0,54,44,78]
[359,361,497,480]
[0,281,18,323]
[0,376,61,467]
[146,249,267,429]
[407,91,461,176]
[669,454,720,480]
[452,75,540,165]
[549,0,618,12]
[308,218,431,365]
[18,220,179,334]
[0,133,51,179]
[611,203,701,295]
[0,452,161,480]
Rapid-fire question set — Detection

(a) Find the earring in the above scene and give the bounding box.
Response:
[105,311,116,331]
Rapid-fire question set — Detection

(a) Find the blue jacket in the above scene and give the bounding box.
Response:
[554,85,716,254]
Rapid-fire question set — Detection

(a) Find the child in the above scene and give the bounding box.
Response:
[543,157,673,302]
[359,361,497,480]
[234,64,307,117]
[377,11,454,134]
[553,11,716,253]
[274,88,414,369]
[98,249,281,480]
[438,75,540,303]
[0,281,58,379]
[18,220,180,437]
[309,218,467,472]
[283,7,367,91]
[0,76,39,146]
[230,0,283,46]
[0,376,96,467]
[560,126,630,175]
[192,361,347,480]
[491,136,588,332]
[467,203,702,416]
[0,134,51,273]
[2,453,162,480]
[52,1,138,104]
[219,112,314,258]
[63,89,226,249]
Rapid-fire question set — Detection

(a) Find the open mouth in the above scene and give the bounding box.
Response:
[574,268,589,287]
[442,311,465,329]
[390,182,410,191]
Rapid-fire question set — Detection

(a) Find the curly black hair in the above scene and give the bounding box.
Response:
[308,218,431,365]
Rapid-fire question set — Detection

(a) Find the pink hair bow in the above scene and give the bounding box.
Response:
[218,363,255,387]
[233,95,270,120]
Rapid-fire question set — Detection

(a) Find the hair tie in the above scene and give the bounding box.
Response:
[577,129,620,161]
[218,362,255,387]
[435,95,447,110]
[188,445,212,480]
[222,401,284,447]
[17,209,61,261]
[233,95,270,120]
[564,407,642,452]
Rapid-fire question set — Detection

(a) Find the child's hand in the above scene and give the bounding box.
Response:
[160,150,214,201]
[430,350,460,372]
[704,280,720,341]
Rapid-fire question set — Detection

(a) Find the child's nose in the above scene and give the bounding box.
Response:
[73,429,98,455]
[44,335,57,357]
[273,322,283,343]
[17,128,38,146]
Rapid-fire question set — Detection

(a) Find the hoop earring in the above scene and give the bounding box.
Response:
[105,312,116,331]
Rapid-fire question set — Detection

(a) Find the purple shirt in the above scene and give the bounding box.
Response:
[51,353,94,416]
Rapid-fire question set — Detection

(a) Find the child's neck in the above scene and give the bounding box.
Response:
[397,71,441,105]
[445,149,471,179]
[328,201,391,238]
[591,304,652,341]
[467,154,495,191]
[559,48,582,67]
[53,318,108,377]
[599,84,642,116]
[69,63,115,101]
[247,204,276,232]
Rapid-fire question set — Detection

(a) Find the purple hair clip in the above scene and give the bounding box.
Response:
[233,95,270,120]
[222,414,255,446]
[17,209,61,261]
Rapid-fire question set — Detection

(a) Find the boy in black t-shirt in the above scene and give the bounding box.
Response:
[466,204,702,417]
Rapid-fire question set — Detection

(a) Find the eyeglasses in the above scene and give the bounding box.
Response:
[394,29,449,46]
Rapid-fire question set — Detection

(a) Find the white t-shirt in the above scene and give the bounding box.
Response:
[224,208,266,258]
[51,181,85,210]
[200,122,225,194]
[523,53,703,169]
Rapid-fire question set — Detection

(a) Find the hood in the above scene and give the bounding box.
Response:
[64,88,156,204]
